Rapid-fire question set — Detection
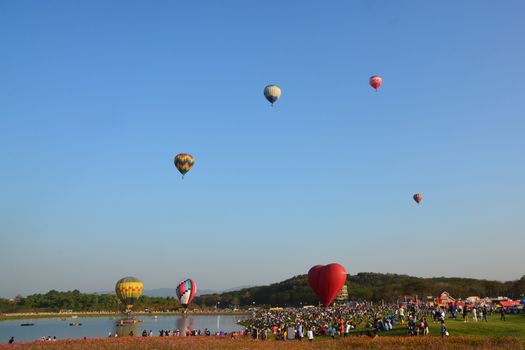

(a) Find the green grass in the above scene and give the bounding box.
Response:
[347,314,525,339]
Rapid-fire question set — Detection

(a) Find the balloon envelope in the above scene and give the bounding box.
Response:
[369,75,382,91]
[174,153,195,178]
[115,277,143,310]
[308,263,347,307]
[176,279,197,308]
[413,193,423,204]
[264,85,281,105]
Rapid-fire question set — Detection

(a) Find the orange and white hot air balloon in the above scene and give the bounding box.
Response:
[369,75,382,91]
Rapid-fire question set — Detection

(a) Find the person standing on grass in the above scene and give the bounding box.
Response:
[472,306,478,322]
[440,320,447,338]
[399,307,405,324]
[482,306,488,322]
[307,328,314,342]
[500,307,506,321]
[463,305,469,322]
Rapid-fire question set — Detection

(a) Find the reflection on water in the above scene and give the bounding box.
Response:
[114,319,139,337]
[176,316,194,336]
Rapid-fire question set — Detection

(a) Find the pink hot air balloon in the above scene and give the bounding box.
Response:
[369,75,382,91]
[308,263,347,307]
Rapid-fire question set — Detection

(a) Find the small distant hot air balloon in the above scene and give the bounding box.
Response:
[413,193,423,205]
[115,277,143,312]
[176,279,197,309]
[369,75,382,91]
[308,263,347,307]
[174,153,195,179]
[264,84,281,106]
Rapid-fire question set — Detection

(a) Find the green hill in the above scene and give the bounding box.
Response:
[195,272,524,307]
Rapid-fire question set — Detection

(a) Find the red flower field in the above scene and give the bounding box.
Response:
[0,336,523,350]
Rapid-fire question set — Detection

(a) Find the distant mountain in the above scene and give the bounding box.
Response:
[97,285,254,297]
[142,286,254,297]
[146,288,219,297]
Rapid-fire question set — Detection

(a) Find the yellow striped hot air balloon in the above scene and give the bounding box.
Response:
[174,153,195,179]
[264,84,281,106]
[115,277,143,311]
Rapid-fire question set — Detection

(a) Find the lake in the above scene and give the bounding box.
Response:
[0,315,248,342]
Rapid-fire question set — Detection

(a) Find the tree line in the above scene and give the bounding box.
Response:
[1,273,524,313]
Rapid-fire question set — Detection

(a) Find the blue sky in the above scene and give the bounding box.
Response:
[1,0,524,297]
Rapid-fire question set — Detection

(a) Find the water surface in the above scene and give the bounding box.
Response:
[0,315,248,342]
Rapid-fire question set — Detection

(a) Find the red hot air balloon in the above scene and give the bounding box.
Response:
[369,75,382,91]
[413,193,423,205]
[308,263,347,307]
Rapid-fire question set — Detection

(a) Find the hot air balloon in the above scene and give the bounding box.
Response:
[176,279,197,309]
[263,84,281,106]
[115,277,143,312]
[413,193,423,205]
[174,153,195,179]
[308,263,347,307]
[369,75,382,91]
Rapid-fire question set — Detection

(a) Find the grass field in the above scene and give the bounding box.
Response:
[351,314,525,339]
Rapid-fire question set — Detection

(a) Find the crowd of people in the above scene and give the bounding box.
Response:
[241,301,513,340]
[243,302,399,340]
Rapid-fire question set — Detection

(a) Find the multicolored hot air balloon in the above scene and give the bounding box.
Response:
[176,279,197,309]
[413,193,423,205]
[308,263,347,307]
[115,277,143,311]
[174,153,195,179]
[369,75,382,91]
[264,84,281,106]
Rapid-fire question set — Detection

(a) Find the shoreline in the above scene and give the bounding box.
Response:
[0,311,250,321]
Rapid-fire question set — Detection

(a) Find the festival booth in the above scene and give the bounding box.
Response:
[497,300,515,308]
[436,291,455,307]
[466,296,480,304]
